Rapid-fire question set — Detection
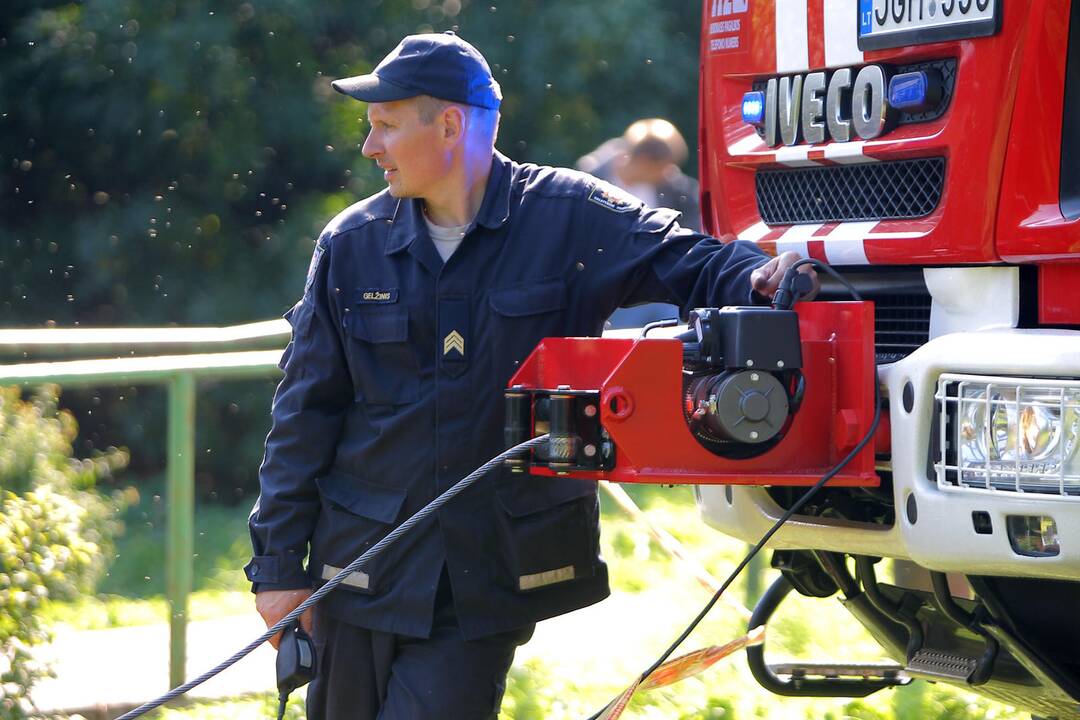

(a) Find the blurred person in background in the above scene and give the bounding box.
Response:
[577,118,701,232]
[577,119,701,329]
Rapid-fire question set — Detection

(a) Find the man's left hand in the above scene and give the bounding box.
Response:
[750,251,820,301]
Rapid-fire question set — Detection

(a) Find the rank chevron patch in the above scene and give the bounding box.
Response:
[443,330,465,356]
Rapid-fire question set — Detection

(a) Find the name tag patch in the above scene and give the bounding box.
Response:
[357,288,399,304]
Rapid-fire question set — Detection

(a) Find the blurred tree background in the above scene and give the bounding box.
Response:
[0,0,702,500]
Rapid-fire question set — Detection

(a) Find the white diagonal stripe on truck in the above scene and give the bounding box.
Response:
[776,222,824,258]
[737,221,771,242]
[775,145,821,167]
[823,140,876,164]
[823,220,876,264]
[775,1,810,73]
[823,0,864,68]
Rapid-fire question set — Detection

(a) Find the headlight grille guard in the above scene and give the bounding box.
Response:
[934,374,1080,499]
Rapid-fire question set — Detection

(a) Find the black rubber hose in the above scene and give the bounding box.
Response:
[930,571,999,685]
[746,576,798,695]
[855,556,924,663]
[812,551,909,659]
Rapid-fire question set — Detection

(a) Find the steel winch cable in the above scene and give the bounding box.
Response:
[115,434,550,720]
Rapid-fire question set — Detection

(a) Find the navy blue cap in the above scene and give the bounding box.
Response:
[331,32,502,110]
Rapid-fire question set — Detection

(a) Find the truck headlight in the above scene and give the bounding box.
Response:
[937,375,1080,495]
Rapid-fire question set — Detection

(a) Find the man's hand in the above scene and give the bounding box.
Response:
[256,588,314,649]
[750,251,820,302]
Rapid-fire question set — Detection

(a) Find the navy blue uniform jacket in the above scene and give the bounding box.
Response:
[247,151,768,640]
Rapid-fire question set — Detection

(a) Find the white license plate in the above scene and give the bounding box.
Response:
[858,0,1000,51]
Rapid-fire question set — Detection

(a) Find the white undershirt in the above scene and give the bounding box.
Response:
[424,216,469,262]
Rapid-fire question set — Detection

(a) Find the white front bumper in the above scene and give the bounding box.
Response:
[698,327,1080,580]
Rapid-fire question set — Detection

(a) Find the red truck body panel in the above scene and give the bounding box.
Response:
[698,1,1080,269]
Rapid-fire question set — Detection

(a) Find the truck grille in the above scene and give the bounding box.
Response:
[756,158,946,225]
[822,271,931,364]
[875,293,931,364]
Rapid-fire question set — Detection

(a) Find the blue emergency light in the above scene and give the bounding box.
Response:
[888,71,930,111]
[742,91,765,125]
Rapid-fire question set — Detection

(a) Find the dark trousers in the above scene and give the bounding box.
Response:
[306,570,535,719]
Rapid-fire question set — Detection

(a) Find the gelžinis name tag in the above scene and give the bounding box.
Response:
[357,288,399,304]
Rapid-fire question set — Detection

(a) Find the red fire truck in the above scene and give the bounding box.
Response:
[696,1,1080,717]
[506,2,1080,717]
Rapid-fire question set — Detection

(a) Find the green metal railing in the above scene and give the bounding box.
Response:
[0,321,290,687]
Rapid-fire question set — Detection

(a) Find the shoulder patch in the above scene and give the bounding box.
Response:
[303,242,326,297]
[587,181,641,213]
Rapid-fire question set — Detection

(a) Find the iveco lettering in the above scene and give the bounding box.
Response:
[745,65,889,146]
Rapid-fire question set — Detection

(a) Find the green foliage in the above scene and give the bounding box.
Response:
[0,0,701,497]
[502,659,571,720]
[138,672,1028,720]
[0,0,699,326]
[0,386,127,718]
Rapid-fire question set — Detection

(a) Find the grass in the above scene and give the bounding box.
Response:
[138,694,304,720]
[40,487,253,630]
[96,487,254,599]
[44,484,1029,719]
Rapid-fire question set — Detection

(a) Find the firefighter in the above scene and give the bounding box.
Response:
[246,31,813,719]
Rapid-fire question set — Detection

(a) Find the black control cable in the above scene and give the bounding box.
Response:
[114,434,550,720]
[772,257,860,311]
[585,258,878,719]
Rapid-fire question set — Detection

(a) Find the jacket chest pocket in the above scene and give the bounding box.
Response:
[344,307,419,405]
[488,279,568,380]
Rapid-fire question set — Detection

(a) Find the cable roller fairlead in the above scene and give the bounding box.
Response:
[503,289,879,489]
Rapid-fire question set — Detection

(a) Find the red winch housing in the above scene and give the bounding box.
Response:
[507,301,879,487]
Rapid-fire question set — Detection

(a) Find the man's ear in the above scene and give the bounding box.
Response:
[441,105,467,146]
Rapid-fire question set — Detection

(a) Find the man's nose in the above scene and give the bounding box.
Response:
[362,131,379,159]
